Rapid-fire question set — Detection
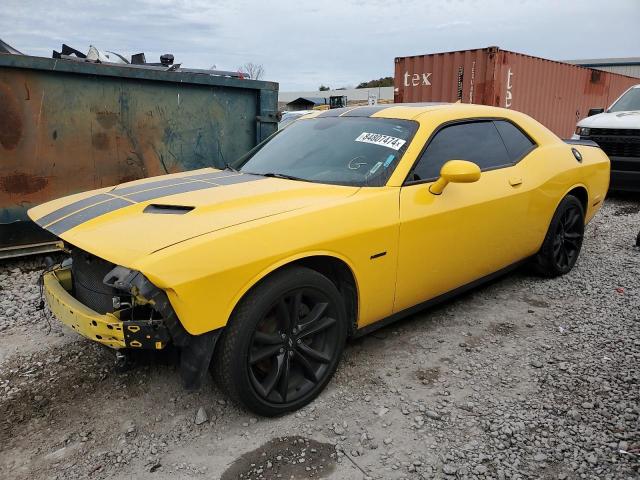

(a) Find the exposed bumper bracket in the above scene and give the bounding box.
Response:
[104,266,191,347]
[104,265,221,389]
[123,320,171,349]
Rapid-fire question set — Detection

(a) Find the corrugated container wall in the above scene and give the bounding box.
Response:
[394,47,639,138]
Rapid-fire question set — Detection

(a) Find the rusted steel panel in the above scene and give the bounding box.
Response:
[495,50,638,137]
[0,54,278,251]
[394,47,496,105]
[394,47,638,138]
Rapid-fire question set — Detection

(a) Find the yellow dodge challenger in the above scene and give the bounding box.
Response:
[29,104,609,416]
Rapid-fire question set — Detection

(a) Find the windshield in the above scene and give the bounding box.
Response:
[609,87,640,112]
[240,116,418,186]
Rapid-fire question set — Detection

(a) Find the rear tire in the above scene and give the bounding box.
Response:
[532,195,585,277]
[213,266,347,416]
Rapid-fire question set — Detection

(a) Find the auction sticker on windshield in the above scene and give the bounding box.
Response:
[355,132,407,151]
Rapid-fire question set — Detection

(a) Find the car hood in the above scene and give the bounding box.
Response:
[28,168,359,267]
[577,111,640,129]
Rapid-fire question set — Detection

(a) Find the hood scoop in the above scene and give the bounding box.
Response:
[143,204,194,215]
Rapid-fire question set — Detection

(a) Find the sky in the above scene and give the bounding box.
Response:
[2,0,639,91]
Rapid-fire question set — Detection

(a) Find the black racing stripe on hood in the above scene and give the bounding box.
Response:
[111,170,236,196]
[42,173,266,235]
[124,181,218,202]
[37,171,238,227]
[36,193,113,227]
[112,177,198,196]
[186,171,243,182]
[123,174,263,202]
[204,173,264,185]
[47,198,134,235]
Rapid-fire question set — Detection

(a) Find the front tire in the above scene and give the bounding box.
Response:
[213,266,347,416]
[532,195,585,277]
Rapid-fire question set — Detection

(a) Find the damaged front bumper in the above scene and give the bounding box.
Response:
[43,268,126,348]
[43,267,171,350]
[43,254,220,389]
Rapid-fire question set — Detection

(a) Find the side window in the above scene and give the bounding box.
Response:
[412,121,510,181]
[494,120,536,161]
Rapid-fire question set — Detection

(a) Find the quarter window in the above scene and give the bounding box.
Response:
[494,120,535,161]
[411,121,510,181]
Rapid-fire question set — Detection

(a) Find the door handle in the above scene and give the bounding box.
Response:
[509,177,523,187]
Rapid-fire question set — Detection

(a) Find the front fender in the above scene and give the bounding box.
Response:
[136,188,399,336]
[228,250,361,325]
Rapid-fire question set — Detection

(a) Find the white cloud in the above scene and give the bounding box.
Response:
[2,0,639,90]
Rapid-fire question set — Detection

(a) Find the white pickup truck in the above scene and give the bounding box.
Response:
[572,84,640,192]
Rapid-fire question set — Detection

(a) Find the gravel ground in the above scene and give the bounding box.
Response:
[0,196,638,480]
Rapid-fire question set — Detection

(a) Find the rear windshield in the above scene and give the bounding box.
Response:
[609,88,640,112]
[239,116,418,186]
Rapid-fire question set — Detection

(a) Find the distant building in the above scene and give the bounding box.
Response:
[280,87,394,108]
[286,97,328,111]
[564,58,640,79]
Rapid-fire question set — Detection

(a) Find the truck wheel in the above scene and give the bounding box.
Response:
[213,266,347,416]
[532,195,585,277]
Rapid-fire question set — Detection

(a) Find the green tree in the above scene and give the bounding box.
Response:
[319,85,330,91]
[356,77,393,88]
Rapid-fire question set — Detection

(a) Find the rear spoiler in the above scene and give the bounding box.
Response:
[563,139,599,147]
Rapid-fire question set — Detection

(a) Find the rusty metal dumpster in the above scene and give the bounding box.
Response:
[0,53,278,258]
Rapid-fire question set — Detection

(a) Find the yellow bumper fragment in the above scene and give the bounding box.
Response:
[43,269,125,349]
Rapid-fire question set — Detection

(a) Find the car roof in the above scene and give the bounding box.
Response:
[302,103,520,121]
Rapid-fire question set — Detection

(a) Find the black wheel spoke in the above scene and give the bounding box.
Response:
[253,331,283,345]
[249,369,269,398]
[299,316,336,339]
[260,352,286,397]
[560,248,568,268]
[565,210,580,229]
[294,350,319,382]
[250,343,283,364]
[290,291,303,324]
[278,352,292,402]
[297,341,331,363]
[564,232,581,249]
[297,302,328,332]
[276,299,291,333]
[564,237,580,248]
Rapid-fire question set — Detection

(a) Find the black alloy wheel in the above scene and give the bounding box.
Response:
[248,288,340,404]
[533,194,585,277]
[551,202,583,270]
[213,266,347,416]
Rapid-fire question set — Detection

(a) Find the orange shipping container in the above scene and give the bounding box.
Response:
[394,46,639,138]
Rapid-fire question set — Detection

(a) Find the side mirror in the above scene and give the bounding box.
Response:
[429,160,481,195]
[587,108,604,117]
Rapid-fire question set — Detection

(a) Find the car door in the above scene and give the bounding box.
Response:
[394,119,535,313]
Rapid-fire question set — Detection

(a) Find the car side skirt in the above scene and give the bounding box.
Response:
[352,258,529,338]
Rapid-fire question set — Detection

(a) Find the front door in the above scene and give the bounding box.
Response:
[394,119,535,312]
